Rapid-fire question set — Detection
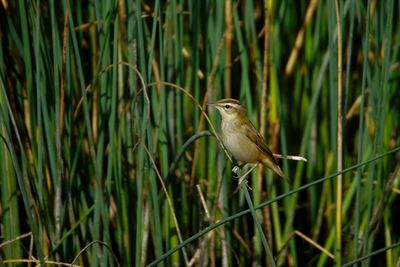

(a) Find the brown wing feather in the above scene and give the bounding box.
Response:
[243,120,278,165]
[243,119,288,181]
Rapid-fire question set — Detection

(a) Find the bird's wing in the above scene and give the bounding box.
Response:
[244,121,278,165]
[245,122,289,180]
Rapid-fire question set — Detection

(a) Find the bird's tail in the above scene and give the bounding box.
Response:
[263,158,290,184]
[273,165,290,184]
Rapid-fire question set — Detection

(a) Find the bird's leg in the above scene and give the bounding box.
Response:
[232,166,240,177]
[232,160,247,178]
[238,163,258,184]
[232,163,248,178]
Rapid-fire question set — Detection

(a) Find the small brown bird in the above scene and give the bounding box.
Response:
[209,98,287,181]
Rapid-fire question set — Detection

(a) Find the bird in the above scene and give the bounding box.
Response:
[208,98,287,182]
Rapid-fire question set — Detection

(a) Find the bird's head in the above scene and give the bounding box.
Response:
[208,98,246,121]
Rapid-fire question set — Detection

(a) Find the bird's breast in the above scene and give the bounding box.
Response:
[221,120,261,163]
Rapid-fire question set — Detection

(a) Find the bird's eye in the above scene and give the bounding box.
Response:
[224,104,231,109]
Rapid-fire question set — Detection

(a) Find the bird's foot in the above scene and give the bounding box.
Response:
[238,177,252,190]
[238,175,246,184]
[232,166,240,177]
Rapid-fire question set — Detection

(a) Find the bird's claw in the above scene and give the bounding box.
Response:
[232,166,240,177]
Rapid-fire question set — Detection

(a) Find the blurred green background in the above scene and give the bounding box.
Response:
[0,0,399,266]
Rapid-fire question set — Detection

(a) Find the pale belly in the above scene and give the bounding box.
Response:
[222,132,261,163]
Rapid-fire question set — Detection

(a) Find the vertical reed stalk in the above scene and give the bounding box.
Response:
[334,0,343,266]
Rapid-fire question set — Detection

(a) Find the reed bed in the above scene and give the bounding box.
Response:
[0,0,399,266]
